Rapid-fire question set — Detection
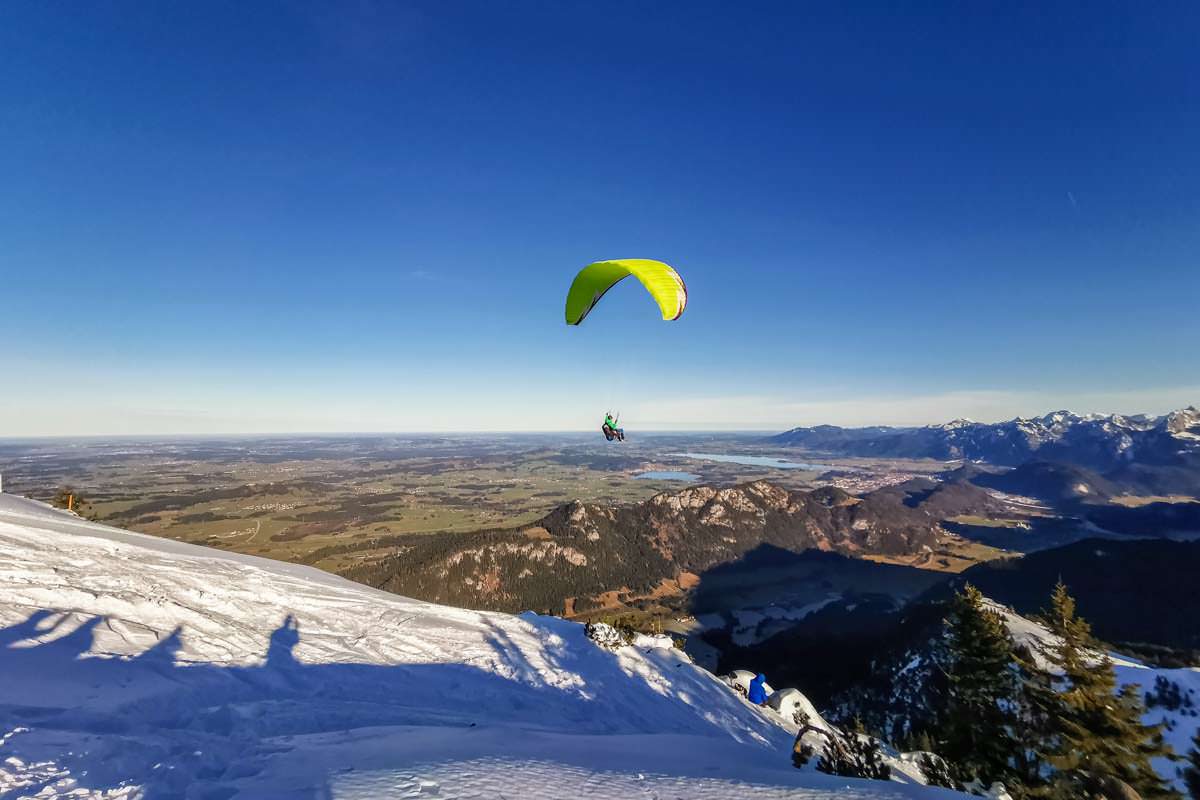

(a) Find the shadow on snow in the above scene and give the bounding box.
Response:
[0,607,779,800]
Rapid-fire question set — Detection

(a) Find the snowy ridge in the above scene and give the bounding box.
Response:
[0,494,961,799]
[772,405,1200,473]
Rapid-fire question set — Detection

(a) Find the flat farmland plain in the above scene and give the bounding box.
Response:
[0,434,946,576]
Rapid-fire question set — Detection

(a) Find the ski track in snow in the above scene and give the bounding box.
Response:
[0,494,959,800]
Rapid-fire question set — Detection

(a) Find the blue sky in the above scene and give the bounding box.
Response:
[2,1,1197,435]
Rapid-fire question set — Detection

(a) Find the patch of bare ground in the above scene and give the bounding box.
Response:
[861,533,1012,574]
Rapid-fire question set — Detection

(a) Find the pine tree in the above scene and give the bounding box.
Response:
[817,731,892,781]
[1042,582,1178,800]
[1010,642,1060,798]
[939,584,1021,788]
[1182,730,1200,800]
[918,752,959,790]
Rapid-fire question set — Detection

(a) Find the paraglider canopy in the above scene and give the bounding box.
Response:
[564,259,687,326]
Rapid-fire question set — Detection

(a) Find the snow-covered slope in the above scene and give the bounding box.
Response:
[837,598,1200,794]
[995,602,1200,792]
[0,494,960,799]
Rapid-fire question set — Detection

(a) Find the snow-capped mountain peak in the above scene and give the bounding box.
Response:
[772,406,1200,481]
[1162,406,1200,440]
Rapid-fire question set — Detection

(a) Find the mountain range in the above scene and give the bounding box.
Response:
[343,453,1200,619]
[0,491,923,798]
[8,489,1194,797]
[772,406,1200,495]
[343,476,1013,615]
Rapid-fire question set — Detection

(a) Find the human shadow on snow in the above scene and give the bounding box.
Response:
[0,607,784,800]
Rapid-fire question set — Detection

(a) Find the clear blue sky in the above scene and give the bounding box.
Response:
[2,1,1197,434]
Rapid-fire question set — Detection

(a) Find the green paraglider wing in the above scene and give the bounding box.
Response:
[564,259,687,325]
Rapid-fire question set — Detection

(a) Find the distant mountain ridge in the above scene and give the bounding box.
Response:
[345,477,1005,614]
[772,406,1200,494]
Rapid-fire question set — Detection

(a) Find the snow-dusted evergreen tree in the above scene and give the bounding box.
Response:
[792,713,891,781]
[1042,582,1178,800]
[1010,642,1059,799]
[816,732,892,781]
[939,584,1021,789]
[1184,730,1200,800]
[918,752,958,790]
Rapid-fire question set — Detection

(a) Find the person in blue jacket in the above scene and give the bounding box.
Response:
[748,673,769,706]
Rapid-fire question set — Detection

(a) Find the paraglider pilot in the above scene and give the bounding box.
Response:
[602,412,625,442]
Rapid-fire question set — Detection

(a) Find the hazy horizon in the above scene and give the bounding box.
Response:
[3,387,1196,439]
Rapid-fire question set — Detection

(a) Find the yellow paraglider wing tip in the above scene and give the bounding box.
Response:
[564,259,687,325]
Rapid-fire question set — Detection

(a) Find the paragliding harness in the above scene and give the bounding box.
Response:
[602,413,625,442]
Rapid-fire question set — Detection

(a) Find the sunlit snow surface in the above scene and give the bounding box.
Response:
[0,494,959,799]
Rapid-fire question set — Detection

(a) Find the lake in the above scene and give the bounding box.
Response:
[666,452,841,471]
